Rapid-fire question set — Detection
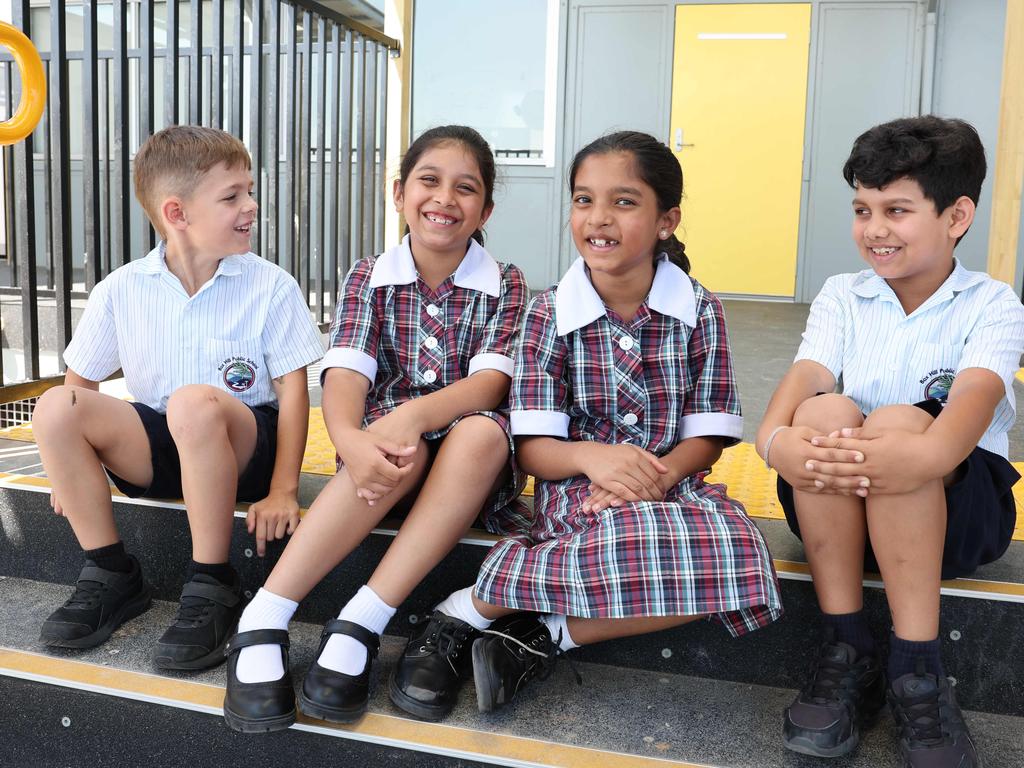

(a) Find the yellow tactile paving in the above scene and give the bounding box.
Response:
[3,413,1023,542]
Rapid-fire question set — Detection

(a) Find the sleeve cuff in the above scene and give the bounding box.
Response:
[468,352,514,377]
[511,409,570,438]
[679,412,743,443]
[320,347,377,386]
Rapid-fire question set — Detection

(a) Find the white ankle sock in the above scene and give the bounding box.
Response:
[235,588,299,684]
[317,585,395,675]
[540,613,579,652]
[434,586,493,631]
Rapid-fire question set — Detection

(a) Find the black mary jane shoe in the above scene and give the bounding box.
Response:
[222,629,296,733]
[299,619,380,723]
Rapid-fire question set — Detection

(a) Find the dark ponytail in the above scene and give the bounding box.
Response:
[399,125,496,247]
[569,130,690,274]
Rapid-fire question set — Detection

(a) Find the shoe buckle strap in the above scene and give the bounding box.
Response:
[77,566,119,586]
[181,580,240,607]
[224,628,290,656]
[323,619,380,657]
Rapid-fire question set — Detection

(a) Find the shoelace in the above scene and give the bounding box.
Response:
[65,580,105,610]
[479,626,583,685]
[421,615,474,658]
[895,685,945,746]
[804,647,853,703]
[171,594,212,628]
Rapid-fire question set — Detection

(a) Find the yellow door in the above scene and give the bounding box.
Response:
[671,4,811,297]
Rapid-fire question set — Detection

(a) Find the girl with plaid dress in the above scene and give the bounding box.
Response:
[223,126,529,732]
[390,131,784,719]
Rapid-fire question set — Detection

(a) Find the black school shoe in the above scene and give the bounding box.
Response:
[471,614,580,713]
[299,619,380,723]
[782,633,886,758]
[223,629,296,733]
[389,611,479,720]
[889,663,980,768]
[154,573,244,670]
[39,556,152,649]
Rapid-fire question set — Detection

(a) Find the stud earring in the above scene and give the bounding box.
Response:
[659,230,669,239]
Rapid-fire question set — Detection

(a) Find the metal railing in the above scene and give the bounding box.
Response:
[0,0,398,394]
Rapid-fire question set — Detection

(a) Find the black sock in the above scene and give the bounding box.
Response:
[186,560,236,586]
[888,634,944,681]
[83,541,133,573]
[822,610,877,657]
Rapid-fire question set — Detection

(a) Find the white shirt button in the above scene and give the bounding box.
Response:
[426,304,440,317]
[622,413,639,426]
[422,370,437,383]
[424,336,439,350]
[618,336,635,351]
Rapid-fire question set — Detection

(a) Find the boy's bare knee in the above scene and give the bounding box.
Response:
[33,385,83,436]
[862,404,933,435]
[166,385,227,441]
[792,393,863,433]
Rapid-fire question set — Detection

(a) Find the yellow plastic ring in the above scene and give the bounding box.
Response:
[0,22,46,146]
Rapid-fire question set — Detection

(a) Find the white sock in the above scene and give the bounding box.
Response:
[434,586,493,631]
[540,613,579,652]
[235,588,299,684]
[317,585,395,675]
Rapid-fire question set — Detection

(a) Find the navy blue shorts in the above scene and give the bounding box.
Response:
[776,399,1019,580]
[107,401,279,503]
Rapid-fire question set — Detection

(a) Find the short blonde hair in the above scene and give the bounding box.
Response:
[134,125,252,237]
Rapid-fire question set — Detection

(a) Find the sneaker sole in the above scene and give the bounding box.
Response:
[298,688,367,724]
[41,586,153,650]
[470,640,502,713]
[153,618,240,671]
[387,672,452,722]
[223,703,295,734]
[783,731,859,759]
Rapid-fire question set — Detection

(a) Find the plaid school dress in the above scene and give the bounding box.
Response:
[475,257,783,636]
[323,235,530,534]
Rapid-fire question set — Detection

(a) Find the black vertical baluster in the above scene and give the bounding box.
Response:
[283,5,296,276]
[362,42,377,258]
[211,0,224,129]
[189,0,203,123]
[338,28,353,281]
[265,0,279,264]
[314,14,327,323]
[140,0,156,250]
[299,9,312,300]
[351,36,364,264]
[112,0,131,267]
[99,59,110,276]
[166,0,179,126]
[231,0,244,137]
[42,62,52,287]
[13,0,38,380]
[82,0,101,289]
[375,44,388,253]
[49,0,73,359]
[3,63,14,284]
[327,23,341,318]
[250,0,264,255]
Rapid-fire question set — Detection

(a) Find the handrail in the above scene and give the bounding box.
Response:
[291,0,400,49]
[0,21,46,146]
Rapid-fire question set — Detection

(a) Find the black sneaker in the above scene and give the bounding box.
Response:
[783,633,886,757]
[39,556,152,649]
[889,662,980,768]
[471,614,580,713]
[154,573,243,670]
[389,611,479,721]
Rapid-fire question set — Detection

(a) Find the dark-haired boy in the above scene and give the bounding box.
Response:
[32,126,323,670]
[757,116,1024,767]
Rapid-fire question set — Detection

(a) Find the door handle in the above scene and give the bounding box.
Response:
[674,128,695,151]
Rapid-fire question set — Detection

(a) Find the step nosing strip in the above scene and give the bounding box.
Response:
[0,648,716,768]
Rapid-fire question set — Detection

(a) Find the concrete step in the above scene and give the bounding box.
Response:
[3,576,1022,768]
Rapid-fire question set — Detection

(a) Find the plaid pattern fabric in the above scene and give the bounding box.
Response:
[327,251,530,533]
[476,279,783,635]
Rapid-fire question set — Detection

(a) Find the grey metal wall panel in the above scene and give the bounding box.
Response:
[485,171,558,289]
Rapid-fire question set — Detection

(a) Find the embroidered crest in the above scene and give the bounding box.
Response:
[220,357,258,392]
[920,369,955,403]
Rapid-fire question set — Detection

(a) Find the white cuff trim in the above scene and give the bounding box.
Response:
[511,409,570,438]
[679,412,743,440]
[320,347,377,386]
[468,352,514,377]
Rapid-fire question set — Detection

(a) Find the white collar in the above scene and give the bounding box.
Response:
[555,255,697,335]
[140,241,243,277]
[851,258,986,304]
[368,234,501,297]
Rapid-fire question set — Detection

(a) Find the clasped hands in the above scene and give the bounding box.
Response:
[339,406,423,507]
[581,443,680,514]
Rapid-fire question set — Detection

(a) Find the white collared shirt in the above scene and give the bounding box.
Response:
[63,242,325,413]
[797,260,1024,457]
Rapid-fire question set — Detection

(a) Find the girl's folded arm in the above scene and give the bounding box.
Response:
[658,435,725,488]
[321,366,372,459]
[515,435,601,482]
[394,369,511,437]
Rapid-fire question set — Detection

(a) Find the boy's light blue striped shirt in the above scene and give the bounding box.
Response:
[63,243,324,413]
[796,260,1024,458]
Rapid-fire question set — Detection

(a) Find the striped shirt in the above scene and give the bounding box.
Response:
[63,242,324,412]
[796,260,1024,457]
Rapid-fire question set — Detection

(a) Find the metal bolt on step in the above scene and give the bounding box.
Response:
[661,648,672,659]
[409,615,419,624]
[949,630,961,641]
[948,676,957,687]
[61,717,71,728]
[244,590,253,599]
[244,548,253,558]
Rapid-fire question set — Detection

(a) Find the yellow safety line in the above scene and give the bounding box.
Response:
[1016,369,1024,385]
[0,648,712,768]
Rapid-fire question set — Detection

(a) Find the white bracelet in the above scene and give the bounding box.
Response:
[761,425,789,470]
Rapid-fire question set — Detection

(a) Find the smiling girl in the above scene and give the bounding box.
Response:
[223,125,529,732]
[390,131,783,719]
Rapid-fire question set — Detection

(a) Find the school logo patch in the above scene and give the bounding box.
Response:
[919,368,955,403]
[219,357,258,392]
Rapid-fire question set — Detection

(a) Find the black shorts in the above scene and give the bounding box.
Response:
[776,398,1019,580]
[107,401,279,503]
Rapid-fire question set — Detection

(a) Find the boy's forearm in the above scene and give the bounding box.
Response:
[756,360,836,456]
[399,370,510,435]
[64,369,100,390]
[267,370,310,494]
[922,368,1003,476]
